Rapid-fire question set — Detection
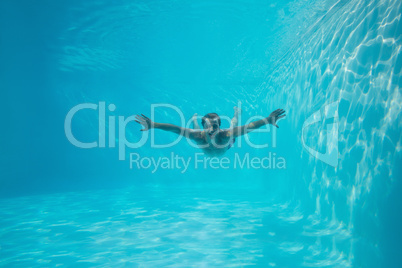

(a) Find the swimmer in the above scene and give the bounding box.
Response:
[135,107,286,156]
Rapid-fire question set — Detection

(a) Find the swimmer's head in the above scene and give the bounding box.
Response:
[202,113,221,138]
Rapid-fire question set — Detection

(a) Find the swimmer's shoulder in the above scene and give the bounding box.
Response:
[217,129,233,143]
[219,129,232,138]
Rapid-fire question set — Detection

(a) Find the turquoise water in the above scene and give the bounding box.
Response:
[1,0,401,267]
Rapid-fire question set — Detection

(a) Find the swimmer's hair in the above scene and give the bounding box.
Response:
[202,113,221,127]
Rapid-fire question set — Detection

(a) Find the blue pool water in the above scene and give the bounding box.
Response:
[1,0,401,267]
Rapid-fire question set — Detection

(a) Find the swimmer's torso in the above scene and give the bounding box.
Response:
[195,130,233,156]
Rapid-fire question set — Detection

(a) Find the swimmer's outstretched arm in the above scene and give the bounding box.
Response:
[135,114,203,141]
[229,109,286,137]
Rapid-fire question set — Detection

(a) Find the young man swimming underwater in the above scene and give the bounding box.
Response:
[135,107,286,156]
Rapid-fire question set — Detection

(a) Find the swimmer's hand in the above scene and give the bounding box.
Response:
[135,114,153,131]
[268,109,286,128]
